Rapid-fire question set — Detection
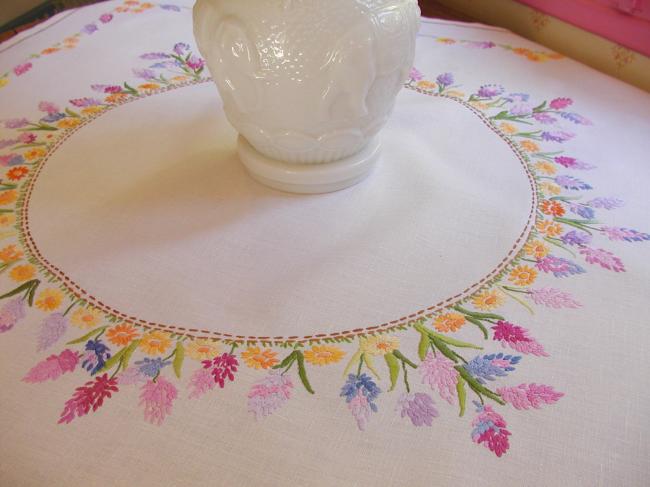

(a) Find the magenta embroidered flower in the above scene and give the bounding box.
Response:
[409,67,423,81]
[528,288,581,308]
[91,84,121,93]
[554,156,595,170]
[586,197,623,209]
[4,118,29,129]
[37,312,69,351]
[186,56,205,71]
[419,352,458,404]
[532,112,556,124]
[0,297,26,333]
[99,13,113,23]
[69,97,102,107]
[58,373,118,424]
[187,367,215,399]
[541,131,574,143]
[139,376,178,425]
[203,352,239,388]
[13,63,32,76]
[471,403,511,457]
[579,246,625,272]
[492,320,548,356]
[247,372,294,419]
[23,349,79,383]
[38,101,60,114]
[536,255,585,278]
[18,132,36,143]
[549,97,572,109]
[601,227,650,242]
[497,383,563,410]
[396,392,438,426]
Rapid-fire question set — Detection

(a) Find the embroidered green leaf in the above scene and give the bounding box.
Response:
[342,350,362,377]
[417,330,429,361]
[430,336,458,363]
[0,279,39,303]
[465,316,489,339]
[272,350,297,370]
[453,305,504,321]
[66,325,108,345]
[121,339,140,371]
[173,342,185,379]
[99,346,127,374]
[393,350,417,368]
[295,351,314,394]
[456,376,467,417]
[364,353,381,380]
[434,334,483,350]
[385,352,400,392]
[533,100,547,112]
[65,108,80,118]
[455,366,505,405]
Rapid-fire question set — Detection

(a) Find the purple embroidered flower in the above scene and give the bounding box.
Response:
[497,383,563,410]
[466,40,496,49]
[341,373,381,430]
[38,101,60,113]
[463,353,520,384]
[476,84,504,98]
[471,402,511,457]
[82,23,98,35]
[492,320,548,356]
[37,312,68,351]
[149,61,178,69]
[549,97,572,110]
[396,392,438,426]
[554,156,595,170]
[587,197,623,209]
[247,372,294,420]
[133,68,156,80]
[140,52,170,60]
[559,111,592,125]
[419,352,458,404]
[436,72,453,88]
[528,287,581,308]
[0,297,27,333]
[532,112,556,124]
[541,131,574,143]
[504,93,529,103]
[0,153,25,166]
[69,97,102,107]
[173,42,190,56]
[569,203,595,219]
[554,175,592,190]
[561,230,592,246]
[99,13,113,23]
[161,4,181,11]
[40,112,65,123]
[579,246,625,272]
[536,255,586,278]
[601,226,650,242]
[18,132,36,143]
[409,67,423,81]
[186,55,205,71]
[135,357,170,378]
[4,118,29,129]
[0,139,17,149]
[509,103,532,117]
[139,376,177,425]
[81,339,111,375]
[13,63,32,76]
[202,352,238,387]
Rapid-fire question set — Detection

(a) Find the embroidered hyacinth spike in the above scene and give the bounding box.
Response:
[497,383,563,410]
[187,367,216,399]
[528,288,581,309]
[340,373,381,431]
[0,297,26,334]
[58,373,118,424]
[203,352,239,388]
[491,321,548,357]
[247,372,294,420]
[471,402,511,457]
[419,352,458,404]
[37,312,69,351]
[396,392,438,427]
[139,376,178,425]
[23,349,79,383]
[579,247,625,272]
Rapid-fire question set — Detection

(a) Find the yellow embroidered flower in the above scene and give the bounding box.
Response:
[520,140,540,153]
[360,335,400,355]
[0,190,17,205]
[0,213,15,227]
[536,220,563,237]
[41,47,60,55]
[63,36,78,44]
[509,265,538,286]
[141,2,154,9]
[0,77,8,88]
[472,290,505,311]
[24,147,46,160]
[499,122,518,134]
[416,80,437,90]
[0,244,22,263]
[70,307,104,329]
[105,93,128,103]
[303,345,345,366]
[35,288,64,311]
[436,37,456,44]
[446,90,465,99]
[524,240,550,259]
[535,161,556,175]
[185,338,220,360]
[138,83,160,91]
[9,264,36,282]
[139,330,172,355]
[81,106,104,115]
[241,346,279,369]
[106,323,139,346]
[171,75,189,82]
[470,101,489,110]
[433,313,466,333]
[539,181,562,196]
[57,118,81,129]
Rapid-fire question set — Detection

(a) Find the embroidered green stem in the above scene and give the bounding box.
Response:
[66,325,108,345]
[455,366,505,405]
[402,361,410,393]
[498,285,534,314]
[62,299,79,317]
[544,236,576,257]
[554,216,600,233]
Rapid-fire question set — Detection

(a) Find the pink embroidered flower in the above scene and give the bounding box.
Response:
[419,352,458,404]
[186,56,205,71]
[139,376,178,425]
[117,366,148,385]
[528,288,581,309]
[18,132,36,143]
[99,13,113,23]
[58,373,118,424]
[396,392,438,426]
[579,246,625,272]
[247,372,294,419]
[38,101,59,114]
[601,227,650,242]
[471,403,511,457]
[554,156,595,170]
[492,320,548,356]
[23,349,79,383]
[69,97,102,107]
[203,352,238,388]
[0,297,26,333]
[37,312,69,351]
[4,118,29,129]
[187,367,216,399]
[348,389,372,431]
[497,383,563,410]
[13,63,32,76]
[549,97,572,109]
[409,67,423,81]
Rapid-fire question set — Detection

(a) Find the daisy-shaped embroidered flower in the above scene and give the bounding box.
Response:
[139,330,172,356]
[0,244,22,263]
[471,289,505,311]
[540,200,565,217]
[536,220,563,237]
[185,338,220,361]
[9,264,36,282]
[57,118,81,129]
[519,140,539,153]
[6,166,29,181]
[433,313,466,333]
[70,307,104,329]
[35,288,64,312]
[106,323,139,346]
[23,148,46,160]
[508,265,538,286]
[523,240,550,259]
[241,346,279,370]
[0,190,18,206]
[360,335,400,355]
[0,214,15,227]
[303,345,345,366]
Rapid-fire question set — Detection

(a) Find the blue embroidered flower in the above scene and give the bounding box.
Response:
[135,357,170,378]
[561,230,592,246]
[536,255,586,278]
[340,373,381,412]
[559,111,592,125]
[82,339,111,375]
[40,112,65,123]
[436,72,454,88]
[569,204,595,220]
[464,353,520,384]
[504,92,529,103]
[555,175,592,190]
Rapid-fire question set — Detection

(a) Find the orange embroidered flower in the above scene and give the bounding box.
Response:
[140,2,154,8]
[472,290,505,311]
[433,313,466,333]
[0,244,22,262]
[536,220,563,237]
[63,36,78,44]
[0,213,15,227]
[499,123,518,134]
[534,161,556,175]
[548,52,564,60]
[81,106,104,115]
[416,80,437,90]
[171,75,189,82]
[0,190,17,205]
[24,147,46,160]
[360,335,400,355]
[35,288,64,311]
[186,338,220,360]
[520,140,540,153]
[524,240,550,259]
[470,101,489,110]
[540,200,565,217]
[6,166,29,181]
[124,0,140,5]
[138,83,160,91]
[115,6,129,12]
[303,345,345,366]
[436,37,456,44]
[9,264,36,282]
[509,265,538,286]
[539,181,562,196]
[57,118,81,129]
[70,307,104,329]
[105,93,128,103]
[446,90,465,99]
[41,47,60,55]
[241,346,278,369]
[106,323,139,346]
[139,330,172,355]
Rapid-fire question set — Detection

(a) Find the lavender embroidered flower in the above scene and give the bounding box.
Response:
[466,40,496,49]
[409,67,423,81]
[541,131,574,143]
[586,197,623,209]
[4,118,29,129]
[569,203,595,219]
[509,103,532,117]
[0,298,26,333]
[476,84,504,98]
[37,312,68,351]
[561,230,592,246]
[419,352,458,404]
[82,23,98,35]
[554,156,595,170]
[81,339,111,375]
[436,72,453,88]
[0,153,25,166]
[471,402,511,457]
[532,112,556,124]
[579,247,625,272]
[601,227,650,242]
[140,52,170,60]
[135,357,170,378]
[139,376,177,425]
[69,97,102,107]
[396,392,438,426]
[504,92,529,103]
[554,175,592,190]
[161,4,181,11]
[559,111,592,125]
[463,353,520,384]
[528,287,581,308]
[41,112,66,123]
[341,373,381,430]
[247,372,293,420]
[173,42,190,55]
[133,68,156,80]
[536,255,586,278]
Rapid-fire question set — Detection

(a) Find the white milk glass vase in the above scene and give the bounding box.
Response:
[193,0,420,193]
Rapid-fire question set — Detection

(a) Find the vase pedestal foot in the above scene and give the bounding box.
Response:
[237,136,380,194]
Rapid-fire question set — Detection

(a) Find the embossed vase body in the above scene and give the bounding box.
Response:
[193,0,420,192]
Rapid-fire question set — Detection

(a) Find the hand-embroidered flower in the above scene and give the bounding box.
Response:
[471,289,505,311]
[203,352,239,387]
[303,345,345,365]
[523,240,550,259]
[492,321,548,356]
[464,353,520,384]
[433,313,466,333]
[82,339,111,374]
[0,244,22,262]
[497,383,563,410]
[70,307,103,329]
[419,352,458,404]
[58,373,118,424]
[549,97,572,109]
[139,330,172,355]
[396,392,438,426]
[508,265,537,286]
[23,349,79,383]
[37,312,69,351]
[241,346,279,369]
[0,297,26,333]
[360,335,400,355]
[340,373,381,431]
[106,323,139,346]
[9,264,36,282]
[34,288,64,311]
[528,288,580,308]
[471,403,510,457]
[185,338,220,360]
[247,372,293,419]
[139,376,177,425]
